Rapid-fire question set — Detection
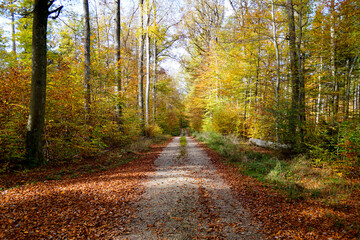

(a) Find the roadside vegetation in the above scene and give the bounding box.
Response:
[192,131,360,238]
[180,135,187,147]
[0,135,171,190]
[192,131,360,206]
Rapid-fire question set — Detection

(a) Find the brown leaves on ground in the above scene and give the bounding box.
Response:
[2,137,359,239]
[199,141,360,240]
[0,141,170,239]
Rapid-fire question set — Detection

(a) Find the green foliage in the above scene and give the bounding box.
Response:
[306,120,360,175]
[158,111,181,136]
[180,135,187,147]
[338,121,360,173]
[195,131,357,202]
[193,131,243,162]
[144,124,163,138]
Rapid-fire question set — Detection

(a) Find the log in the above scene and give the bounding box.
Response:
[249,138,291,150]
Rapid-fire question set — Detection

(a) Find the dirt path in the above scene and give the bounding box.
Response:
[122,133,264,239]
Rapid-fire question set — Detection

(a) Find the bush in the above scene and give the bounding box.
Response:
[145,124,163,137]
[193,131,243,162]
[306,120,360,176]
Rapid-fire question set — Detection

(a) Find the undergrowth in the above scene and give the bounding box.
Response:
[180,135,187,147]
[0,135,170,189]
[192,131,356,204]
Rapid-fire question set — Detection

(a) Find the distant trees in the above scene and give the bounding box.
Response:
[183,0,360,166]
[0,0,184,167]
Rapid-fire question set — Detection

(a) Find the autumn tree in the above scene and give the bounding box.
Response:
[25,0,62,166]
[138,0,145,134]
[145,0,151,130]
[83,0,91,122]
[115,0,122,122]
[286,0,302,144]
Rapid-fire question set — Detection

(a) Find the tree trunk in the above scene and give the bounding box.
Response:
[330,0,338,121]
[345,55,358,120]
[83,0,91,122]
[11,10,16,57]
[316,57,323,125]
[271,0,280,103]
[138,0,145,134]
[25,0,50,165]
[153,39,157,123]
[93,3,102,92]
[357,85,360,116]
[297,8,306,142]
[286,0,300,144]
[271,0,281,141]
[145,0,151,130]
[115,0,122,121]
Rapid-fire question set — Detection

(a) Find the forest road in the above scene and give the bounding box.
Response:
[121,132,264,240]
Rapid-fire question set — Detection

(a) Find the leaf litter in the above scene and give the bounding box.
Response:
[200,141,360,239]
[0,141,168,239]
[2,135,358,239]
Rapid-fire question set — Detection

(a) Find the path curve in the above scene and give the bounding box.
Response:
[121,133,264,239]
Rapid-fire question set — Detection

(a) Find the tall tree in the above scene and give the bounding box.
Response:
[152,42,157,119]
[286,0,302,145]
[329,0,338,121]
[115,0,122,121]
[11,6,16,56]
[25,0,62,165]
[145,0,151,129]
[83,0,91,121]
[138,0,145,134]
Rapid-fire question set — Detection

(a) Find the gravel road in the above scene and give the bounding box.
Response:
[121,133,264,239]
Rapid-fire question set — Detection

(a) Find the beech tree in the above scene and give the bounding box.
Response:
[138,0,145,134]
[25,0,62,165]
[0,0,358,172]
[115,0,122,121]
[286,0,301,144]
[0,0,184,166]
[83,0,91,121]
[145,0,151,129]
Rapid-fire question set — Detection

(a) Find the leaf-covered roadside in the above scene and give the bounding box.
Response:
[0,140,170,239]
[198,141,360,240]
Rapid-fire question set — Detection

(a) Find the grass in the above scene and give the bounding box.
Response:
[180,135,187,147]
[192,131,358,204]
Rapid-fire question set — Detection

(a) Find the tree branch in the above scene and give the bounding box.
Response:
[48,5,63,19]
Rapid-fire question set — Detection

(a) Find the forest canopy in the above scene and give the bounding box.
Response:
[0,0,359,174]
[0,0,185,167]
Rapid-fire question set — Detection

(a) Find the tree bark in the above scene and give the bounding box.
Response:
[25,0,49,165]
[25,0,62,165]
[138,0,145,134]
[11,10,16,57]
[116,0,122,121]
[345,55,358,120]
[297,7,306,143]
[153,39,157,123]
[145,0,151,130]
[271,0,280,103]
[83,0,91,122]
[286,0,300,144]
[330,0,338,121]
[316,56,323,125]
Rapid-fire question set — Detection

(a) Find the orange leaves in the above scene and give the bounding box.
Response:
[200,141,360,239]
[170,216,183,221]
[0,141,166,239]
